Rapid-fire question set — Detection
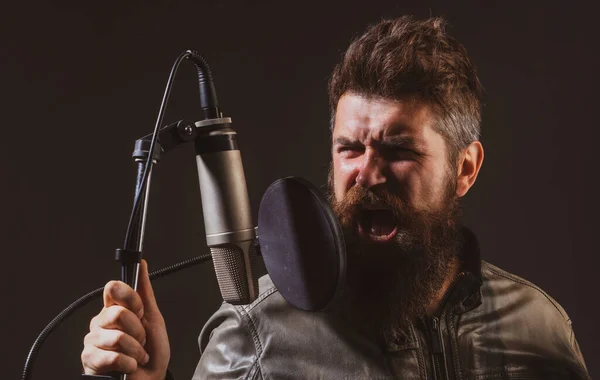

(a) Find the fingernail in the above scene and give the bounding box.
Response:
[137,308,144,319]
[143,353,150,365]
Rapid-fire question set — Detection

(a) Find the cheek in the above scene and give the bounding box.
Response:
[385,163,413,201]
[398,166,448,209]
[387,162,436,203]
[332,158,357,198]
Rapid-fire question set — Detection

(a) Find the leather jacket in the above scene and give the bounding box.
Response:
[193,230,589,379]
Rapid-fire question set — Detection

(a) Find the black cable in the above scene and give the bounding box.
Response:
[185,50,220,119]
[22,49,222,380]
[123,50,219,251]
[21,253,212,380]
[123,51,192,249]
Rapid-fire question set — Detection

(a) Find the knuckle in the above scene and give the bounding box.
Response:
[83,331,93,346]
[135,327,147,345]
[105,351,121,366]
[108,305,128,324]
[80,346,92,365]
[89,315,99,330]
[106,351,137,374]
[126,359,138,374]
[110,330,127,348]
[104,280,122,298]
[80,346,137,375]
[104,280,136,305]
[136,345,148,362]
[81,346,106,374]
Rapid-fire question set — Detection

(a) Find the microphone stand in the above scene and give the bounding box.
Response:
[117,120,197,292]
[22,51,223,380]
[84,50,221,380]
[119,144,156,291]
[110,121,197,380]
[23,119,206,380]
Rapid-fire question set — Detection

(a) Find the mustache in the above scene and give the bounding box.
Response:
[331,183,461,246]
[331,186,411,229]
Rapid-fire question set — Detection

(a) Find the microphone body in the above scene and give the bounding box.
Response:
[195,117,259,305]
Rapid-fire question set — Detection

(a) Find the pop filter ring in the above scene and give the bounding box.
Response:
[257,176,346,311]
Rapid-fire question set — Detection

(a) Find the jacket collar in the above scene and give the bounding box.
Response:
[450,226,483,313]
[383,226,483,351]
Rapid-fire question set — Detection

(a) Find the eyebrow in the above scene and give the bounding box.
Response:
[333,135,423,149]
[333,136,361,147]
[381,136,420,148]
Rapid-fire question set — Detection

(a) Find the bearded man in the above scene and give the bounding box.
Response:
[81,16,590,380]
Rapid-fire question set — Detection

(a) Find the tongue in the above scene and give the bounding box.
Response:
[368,210,396,236]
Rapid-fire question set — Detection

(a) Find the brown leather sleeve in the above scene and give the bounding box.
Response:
[192,302,262,380]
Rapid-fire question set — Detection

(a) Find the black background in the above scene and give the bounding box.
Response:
[2,1,598,379]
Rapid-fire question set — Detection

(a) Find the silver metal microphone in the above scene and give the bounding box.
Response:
[194,117,259,305]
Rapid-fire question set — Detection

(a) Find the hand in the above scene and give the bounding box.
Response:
[81,260,170,380]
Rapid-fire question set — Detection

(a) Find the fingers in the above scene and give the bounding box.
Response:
[103,280,144,319]
[90,305,147,345]
[81,344,139,375]
[83,282,148,375]
[82,262,168,376]
[84,328,149,365]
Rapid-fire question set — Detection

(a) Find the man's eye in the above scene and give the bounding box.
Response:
[338,146,363,153]
[385,146,416,159]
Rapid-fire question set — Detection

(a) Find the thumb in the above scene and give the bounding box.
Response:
[137,259,162,320]
[137,259,171,376]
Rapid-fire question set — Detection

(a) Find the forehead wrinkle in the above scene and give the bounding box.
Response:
[333,93,435,148]
[339,118,412,144]
[383,134,428,151]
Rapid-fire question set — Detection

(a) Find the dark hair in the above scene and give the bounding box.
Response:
[328,16,483,162]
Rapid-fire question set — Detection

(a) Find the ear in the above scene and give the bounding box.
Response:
[456,141,484,197]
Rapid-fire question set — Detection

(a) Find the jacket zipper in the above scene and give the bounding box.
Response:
[429,316,445,380]
[428,272,467,380]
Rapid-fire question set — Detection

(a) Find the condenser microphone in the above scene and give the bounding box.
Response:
[186,50,259,305]
[194,117,259,305]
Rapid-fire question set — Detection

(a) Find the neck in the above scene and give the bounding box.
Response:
[425,256,459,316]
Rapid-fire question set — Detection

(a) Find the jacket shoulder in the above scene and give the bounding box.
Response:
[460,261,589,378]
[480,260,571,323]
[196,274,394,379]
[193,275,281,379]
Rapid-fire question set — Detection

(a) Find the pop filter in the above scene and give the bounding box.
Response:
[257,177,346,311]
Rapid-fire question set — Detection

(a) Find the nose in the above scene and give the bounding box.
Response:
[356,148,386,189]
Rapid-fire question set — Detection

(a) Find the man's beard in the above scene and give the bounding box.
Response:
[328,171,462,339]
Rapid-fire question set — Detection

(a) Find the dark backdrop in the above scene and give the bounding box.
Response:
[2,1,598,378]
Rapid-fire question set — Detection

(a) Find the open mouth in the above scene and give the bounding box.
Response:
[357,206,398,242]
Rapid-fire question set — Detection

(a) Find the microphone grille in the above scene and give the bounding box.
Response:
[210,244,257,305]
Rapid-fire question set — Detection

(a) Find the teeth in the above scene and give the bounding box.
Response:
[365,225,398,241]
